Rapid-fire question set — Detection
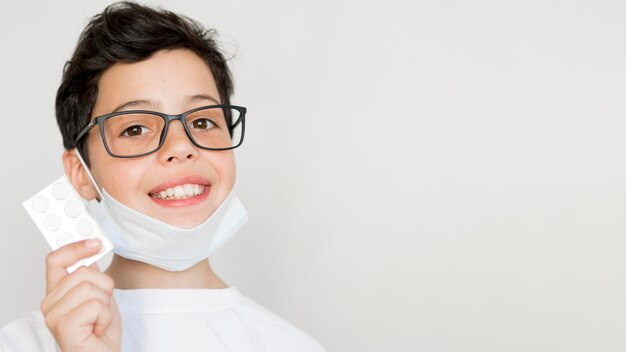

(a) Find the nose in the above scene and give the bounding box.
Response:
[157,120,199,163]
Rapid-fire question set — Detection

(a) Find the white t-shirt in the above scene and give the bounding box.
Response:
[0,287,324,352]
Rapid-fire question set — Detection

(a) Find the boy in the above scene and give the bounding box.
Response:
[0,2,324,351]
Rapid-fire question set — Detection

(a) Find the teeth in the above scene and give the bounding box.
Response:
[174,186,184,198]
[151,184,206,200]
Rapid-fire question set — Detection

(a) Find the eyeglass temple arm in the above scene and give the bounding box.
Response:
[74,119,98,144]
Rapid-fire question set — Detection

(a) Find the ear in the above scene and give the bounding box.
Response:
[63,149,99,201]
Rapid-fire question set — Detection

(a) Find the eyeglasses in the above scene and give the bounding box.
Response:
[74,105,246,158]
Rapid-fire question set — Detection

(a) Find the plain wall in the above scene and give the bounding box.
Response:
[1,1,626,351]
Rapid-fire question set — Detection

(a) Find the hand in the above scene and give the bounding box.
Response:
[40,239,121,352]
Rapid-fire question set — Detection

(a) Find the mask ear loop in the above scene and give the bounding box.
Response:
[74,149,105,201]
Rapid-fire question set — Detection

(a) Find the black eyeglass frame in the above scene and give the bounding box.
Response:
[74,104,246,158]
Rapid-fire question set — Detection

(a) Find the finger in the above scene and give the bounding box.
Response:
[41,281,113,315]
[44,282,111,328]
[45,239,102,291]
[93,303,113,337]
[57,299,113,345]
[41,267,114,314]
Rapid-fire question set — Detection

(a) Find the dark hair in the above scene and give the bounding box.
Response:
[55,1,234,163]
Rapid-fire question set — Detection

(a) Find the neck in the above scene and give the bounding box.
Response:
[104,254,228,289]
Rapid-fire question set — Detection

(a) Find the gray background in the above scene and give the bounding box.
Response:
[1,1,626,351]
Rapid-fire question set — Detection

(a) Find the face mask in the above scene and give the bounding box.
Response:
[76,150,248,271]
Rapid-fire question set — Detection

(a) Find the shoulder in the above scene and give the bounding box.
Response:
[231,292,325,352]
[0,311,57,352]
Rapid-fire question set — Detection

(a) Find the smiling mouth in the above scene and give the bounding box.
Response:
[149,184,207,200]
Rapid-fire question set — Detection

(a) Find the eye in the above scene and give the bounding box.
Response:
[190,118,216,130]
[122,125,149,137]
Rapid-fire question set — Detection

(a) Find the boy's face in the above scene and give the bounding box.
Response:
[82,49,236,228]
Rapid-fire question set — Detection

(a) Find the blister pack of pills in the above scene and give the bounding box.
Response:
[22,175,113,273]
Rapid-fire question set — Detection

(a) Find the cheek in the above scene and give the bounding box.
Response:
[212,151,237,191]
[88,142,148,204]
[85,136,111,190]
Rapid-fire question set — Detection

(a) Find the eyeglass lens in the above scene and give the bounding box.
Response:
[102,107,242,156]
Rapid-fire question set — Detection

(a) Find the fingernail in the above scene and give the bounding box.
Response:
[85,238,101,248]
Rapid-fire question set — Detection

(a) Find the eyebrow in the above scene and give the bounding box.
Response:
[111,94,221,113]
[186,94,220,106]
[111,99,158,113]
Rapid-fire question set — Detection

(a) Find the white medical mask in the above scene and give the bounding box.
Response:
[75,150,248,271]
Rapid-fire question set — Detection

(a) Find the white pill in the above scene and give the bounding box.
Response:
[56,232,74,247]
[77,218,94,236]
[44,214,62,231]
[31,196,50,213]
[64,201,82,218]
[51,182,70,200]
